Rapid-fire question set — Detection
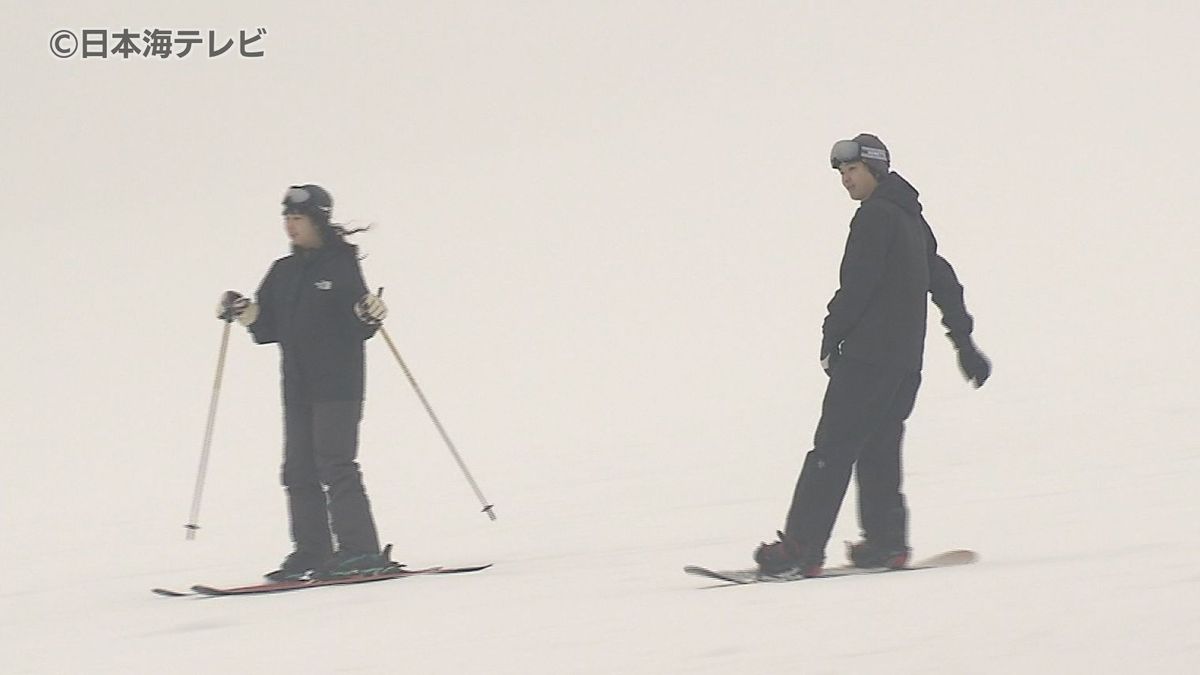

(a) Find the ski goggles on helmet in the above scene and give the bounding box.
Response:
[281,185,332,216]
[283,186,313,206]
[830,139,889,169]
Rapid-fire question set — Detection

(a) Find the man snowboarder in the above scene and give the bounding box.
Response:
[754,134,991,577]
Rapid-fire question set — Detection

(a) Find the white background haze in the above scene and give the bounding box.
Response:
[2,2,1198,673]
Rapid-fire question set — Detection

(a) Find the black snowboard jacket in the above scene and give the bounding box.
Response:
[248,241,378,402]
[822,172,975,373]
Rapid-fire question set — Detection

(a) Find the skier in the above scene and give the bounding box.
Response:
[217,184,393,581]
[753,135,991,577]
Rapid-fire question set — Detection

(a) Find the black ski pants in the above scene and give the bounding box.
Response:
[281,399,380,557]
[784,357,921,559]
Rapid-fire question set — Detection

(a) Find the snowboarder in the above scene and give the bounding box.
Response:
[754,135,991,577]
[217,184,392,581]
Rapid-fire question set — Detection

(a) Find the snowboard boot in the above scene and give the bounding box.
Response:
[319,544,398,578]
[846,539,910,569]
[753,530,823,578]
[265,549,331,582]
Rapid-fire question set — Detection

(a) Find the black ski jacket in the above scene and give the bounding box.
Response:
[248,241,378,402]
[822,172,975,373]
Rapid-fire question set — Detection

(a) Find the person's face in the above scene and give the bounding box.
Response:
[285,213,323,249]
[838,161,878,201]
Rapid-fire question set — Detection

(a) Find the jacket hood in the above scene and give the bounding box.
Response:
[868,172,923,216]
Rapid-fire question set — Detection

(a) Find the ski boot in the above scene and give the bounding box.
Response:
[319,544,399,578]
[265,549,330,582]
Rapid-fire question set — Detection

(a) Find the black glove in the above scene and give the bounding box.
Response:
[947,332,991,388]
[820,337,842,376]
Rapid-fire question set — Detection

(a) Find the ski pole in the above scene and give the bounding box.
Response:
[185,314,234,539]
[375,288,497,521]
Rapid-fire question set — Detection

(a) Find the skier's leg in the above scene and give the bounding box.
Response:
[281,400,334,560]
[855,371,921,550]
[784,359,908,559]
[312,400,381,555]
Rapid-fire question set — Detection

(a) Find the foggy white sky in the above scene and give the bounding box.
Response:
[2,0,1197,546]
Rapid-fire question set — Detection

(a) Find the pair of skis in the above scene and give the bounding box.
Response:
[153,563,492,597]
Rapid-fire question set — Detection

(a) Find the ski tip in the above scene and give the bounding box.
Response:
[151,587,190,597]
[437,563,493,574]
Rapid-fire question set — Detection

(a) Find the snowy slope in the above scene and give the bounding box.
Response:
[3,2,1199,674]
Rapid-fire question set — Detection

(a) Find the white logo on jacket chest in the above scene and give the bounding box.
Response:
[314,280,333,290]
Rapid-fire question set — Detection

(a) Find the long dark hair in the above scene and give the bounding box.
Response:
[330,222,372,239]
[318,220,373,260]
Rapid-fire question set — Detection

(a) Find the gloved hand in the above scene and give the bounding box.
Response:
[216,290,259,326]
[947,332,991,388]
[354,292,387,325]
[820,337,842,376]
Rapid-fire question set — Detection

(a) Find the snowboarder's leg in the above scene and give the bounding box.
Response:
[281,400,335,562]
[855,371,920,548]
[855,419,904,546]
[853,418,909,564]
[783,450,854,563]
[784,359,909,560]
[312,400,381,556]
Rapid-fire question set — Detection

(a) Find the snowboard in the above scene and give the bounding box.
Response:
[684,549,977,585]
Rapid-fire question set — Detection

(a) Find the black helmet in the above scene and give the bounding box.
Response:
[830,134,890,177]
[281,184,333,224]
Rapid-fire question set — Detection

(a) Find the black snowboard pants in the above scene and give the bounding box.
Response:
[281,399,381,557]
[784,357,921,560]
